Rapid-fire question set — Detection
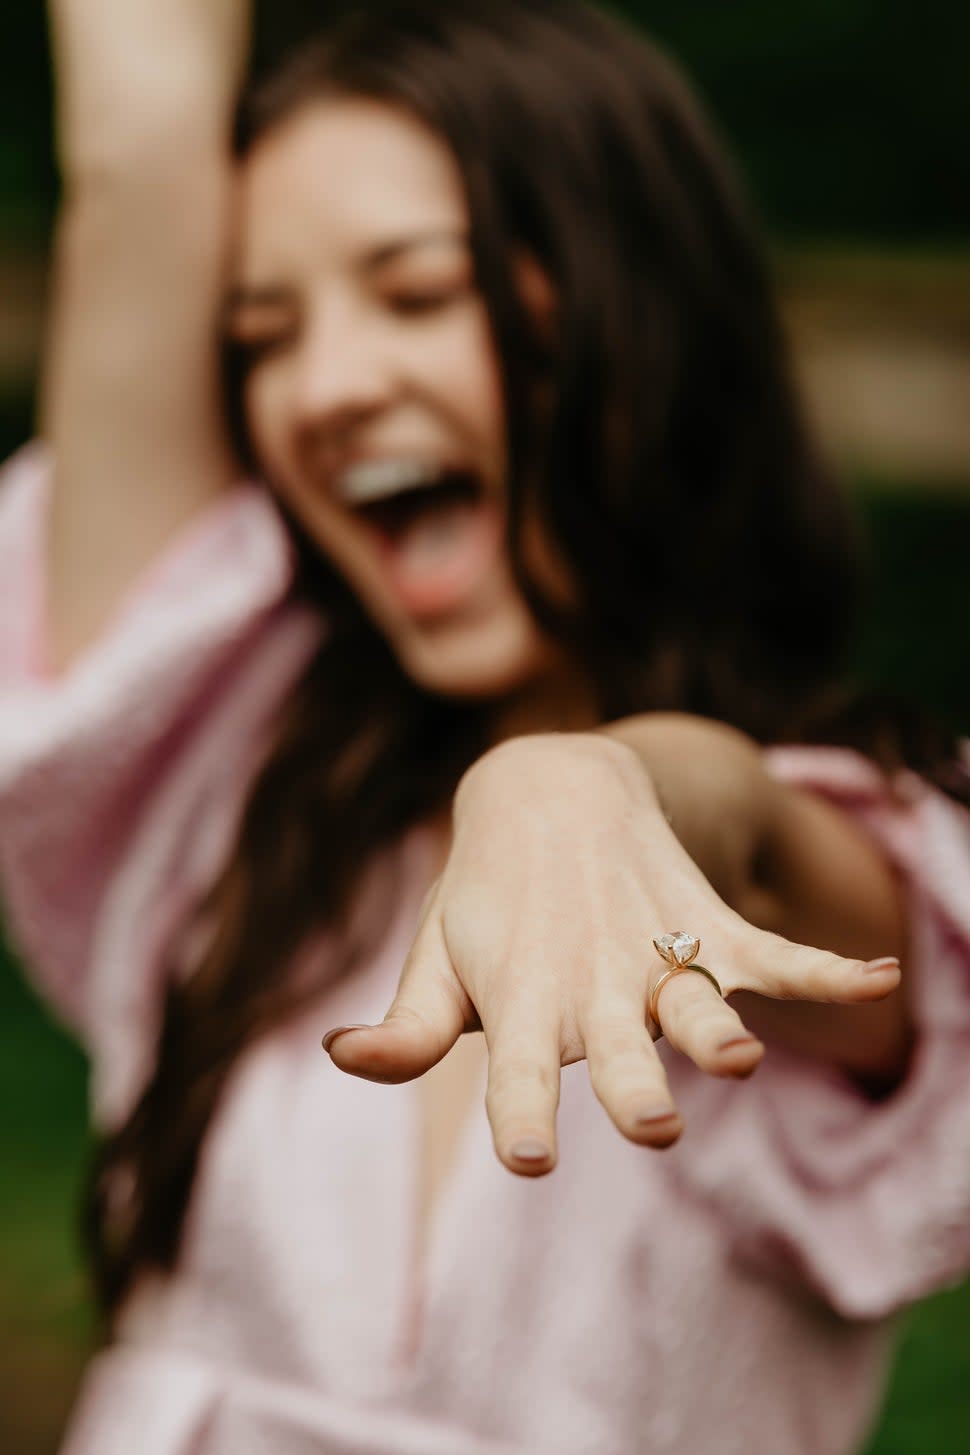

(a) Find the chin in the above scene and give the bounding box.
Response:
[392,601,556,702]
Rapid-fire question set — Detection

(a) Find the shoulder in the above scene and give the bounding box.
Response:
[0,441,327,1039]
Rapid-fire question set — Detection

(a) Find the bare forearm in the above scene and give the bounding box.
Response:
[50,0,249,180]
[46,0,250,446]
[43,0,251,670]
[600,714,769,908]
[739,774,911,1085]
[44,168,237,625]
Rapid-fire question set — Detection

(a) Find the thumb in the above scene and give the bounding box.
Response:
[322,890,475,1083]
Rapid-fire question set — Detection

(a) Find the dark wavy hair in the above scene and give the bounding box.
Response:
[83,0,960,1317]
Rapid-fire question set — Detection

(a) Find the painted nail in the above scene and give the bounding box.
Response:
[717,1034,762,1053]
[632,1104,680,1127]
[321,1023,374,1054]
[864,956,901,974]
[509,1138,551,1163]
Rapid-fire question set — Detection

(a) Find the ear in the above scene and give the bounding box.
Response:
[515,250,558,340]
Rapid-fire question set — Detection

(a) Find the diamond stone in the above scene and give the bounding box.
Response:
[655,931,700,966]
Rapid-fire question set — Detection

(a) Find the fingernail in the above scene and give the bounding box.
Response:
[322,1023,374,1054]
[864,956,901,974]
[509,1138,551,1163]
[632,1104,680,1127]
[717,1034,762,1053]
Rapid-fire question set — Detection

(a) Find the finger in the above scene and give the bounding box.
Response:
[583,1003,683,1147]
[652,969,764,1079]
[741,928,902,1005]
[483,1009,563,1176]
[323,889,475,1083]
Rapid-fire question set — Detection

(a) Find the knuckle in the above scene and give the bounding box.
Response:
[486,1056,559,1103]
[587,1040,651,1082]
[618,1073,671,1114]
[656,983,703,1026]
[756,934,835,998]
[385,1002,429,1030]
[660,989,729,1044]
[584,1014,642,1063]
[691,1001,737,1035]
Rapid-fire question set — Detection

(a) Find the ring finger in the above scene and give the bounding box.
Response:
[653,966,763,1077]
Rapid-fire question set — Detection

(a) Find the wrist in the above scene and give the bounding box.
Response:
[455,730,642,824]
[59,114,233,190]
[50,2,250,182]
[598,713,772,906]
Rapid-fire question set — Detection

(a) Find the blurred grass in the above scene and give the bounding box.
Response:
[852,482,970,732]
[0,930,93,1455]
[0,413,968,1448]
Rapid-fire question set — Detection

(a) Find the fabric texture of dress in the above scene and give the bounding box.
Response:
[1,442,969,1455]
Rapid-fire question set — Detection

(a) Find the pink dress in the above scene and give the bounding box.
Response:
[2,441,969,1455]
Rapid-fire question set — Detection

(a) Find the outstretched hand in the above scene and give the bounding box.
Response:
[322,733,901,1174]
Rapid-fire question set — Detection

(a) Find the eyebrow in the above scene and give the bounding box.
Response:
[224,230,471,309]
[361,229,470,270]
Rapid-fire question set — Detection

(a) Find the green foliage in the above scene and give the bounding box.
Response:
[0,924,90,1329]
[1,2,969,240]
[861,1279,970,1454]
[622,0,970,240]
[853,485,970,731]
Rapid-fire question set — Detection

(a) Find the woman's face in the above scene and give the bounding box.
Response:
[226,97,564,701]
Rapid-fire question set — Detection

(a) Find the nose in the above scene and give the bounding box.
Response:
[291,299,394,447]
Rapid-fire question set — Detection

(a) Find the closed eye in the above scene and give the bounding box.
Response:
[386,287,470,317]
[226,330,294,362]
[221,286,299,357]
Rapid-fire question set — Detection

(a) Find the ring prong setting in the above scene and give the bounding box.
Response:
[653,930,700,967]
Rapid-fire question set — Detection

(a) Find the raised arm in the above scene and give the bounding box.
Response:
[41,1,251,671]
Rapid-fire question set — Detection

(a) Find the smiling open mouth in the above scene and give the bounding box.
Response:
[334,460,504,617]
[352,465,481,536]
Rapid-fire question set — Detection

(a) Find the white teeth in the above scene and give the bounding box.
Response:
[333,458,446,506]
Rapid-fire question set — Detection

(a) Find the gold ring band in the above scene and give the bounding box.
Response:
[648,962,723,1028]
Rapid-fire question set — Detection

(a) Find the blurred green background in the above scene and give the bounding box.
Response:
[1,2,968,1452]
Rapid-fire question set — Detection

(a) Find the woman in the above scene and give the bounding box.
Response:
[0,2,967,1452]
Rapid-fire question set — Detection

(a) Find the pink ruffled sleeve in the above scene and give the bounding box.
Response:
[669,744,970,1319]
[0,443,325,1049]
